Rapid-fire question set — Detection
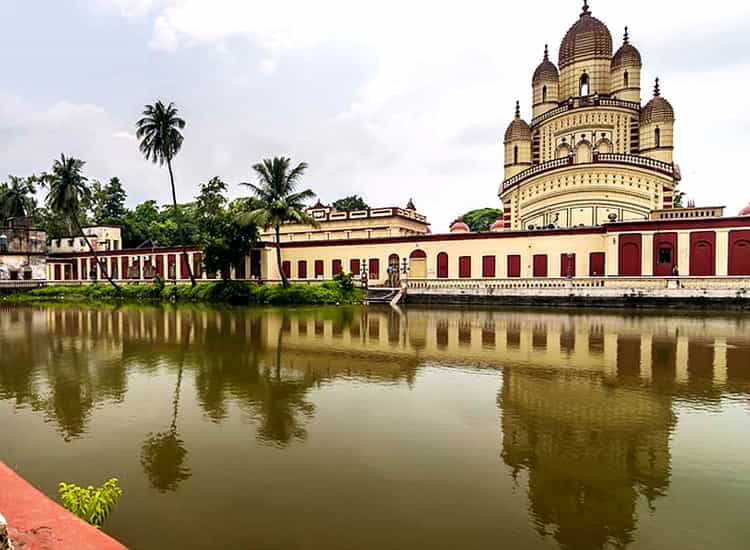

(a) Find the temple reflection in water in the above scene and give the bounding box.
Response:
[1,304,749,548]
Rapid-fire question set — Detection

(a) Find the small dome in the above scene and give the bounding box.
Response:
[739,203,750,216]
[641,78,675,124]
[533,45,559,86]
[450,219,470,233]
[504,101,531,143]
[611,27,641,70]
[559,1,613,69]
[490,217,505,232]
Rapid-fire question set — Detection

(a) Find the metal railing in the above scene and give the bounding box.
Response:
[408,277,750,292]
[531,96,640,126]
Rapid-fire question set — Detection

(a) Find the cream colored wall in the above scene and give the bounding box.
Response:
[535,106,636,163]
[260,214,429,243]
[500,163,672,230]
[532,81,560,119]
[265,232,609,283]
[504,139,532,178]
[559,59,612,99]
[610,66,641,102]
[639,121,674,163]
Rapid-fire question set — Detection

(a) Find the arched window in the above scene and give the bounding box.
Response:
[655,127,661,148]
[580,73,589,96]
[513,145,519,164]
[542,85,547,103]
[623,71,629,88]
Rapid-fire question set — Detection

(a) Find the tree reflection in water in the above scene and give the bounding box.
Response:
[140,353,190,493]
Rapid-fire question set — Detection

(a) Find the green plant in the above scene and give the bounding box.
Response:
[333,271,355,292]
[58,477,123,529]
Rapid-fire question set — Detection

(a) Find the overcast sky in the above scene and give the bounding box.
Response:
[2,0,749,231]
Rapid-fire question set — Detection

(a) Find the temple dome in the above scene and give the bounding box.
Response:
[533,45,559,85]
[490,217,505,232]
[450,220,470,233]
[504,102,531,143]
[739,203,750,216]
[641,79,674,124]
[559,1,613,69]
[611,28,641,70]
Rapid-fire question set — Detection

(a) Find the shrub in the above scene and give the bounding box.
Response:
[58,477,123,529]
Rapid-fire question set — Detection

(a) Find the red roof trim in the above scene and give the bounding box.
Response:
[606,217,750,233]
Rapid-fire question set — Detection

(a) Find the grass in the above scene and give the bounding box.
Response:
[6,280,365,306]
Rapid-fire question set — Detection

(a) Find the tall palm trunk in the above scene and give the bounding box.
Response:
[74,217,120,292]
[275,225,288,288]
[167,157,196,287]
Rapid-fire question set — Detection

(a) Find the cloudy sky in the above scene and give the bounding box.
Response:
[2,0,749,231]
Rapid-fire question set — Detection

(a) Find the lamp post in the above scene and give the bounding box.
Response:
[400,257,409,288]
[360,258,368,289]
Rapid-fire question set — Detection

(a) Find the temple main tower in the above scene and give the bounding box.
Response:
[499,1,678,230]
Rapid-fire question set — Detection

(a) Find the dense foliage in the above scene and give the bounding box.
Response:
[332,195,369,211]
[453,208,502,232]
[58,478,123,529]
[20,279,364,305]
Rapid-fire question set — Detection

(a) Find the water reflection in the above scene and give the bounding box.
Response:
[1,304,749,549]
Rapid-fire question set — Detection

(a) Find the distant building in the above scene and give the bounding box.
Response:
[0,217,47,280]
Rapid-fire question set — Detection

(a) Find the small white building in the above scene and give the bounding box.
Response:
[47,225,123,254]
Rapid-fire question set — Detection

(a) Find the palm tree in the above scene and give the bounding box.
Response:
[42,154,120,291]
[241,157,318,287]
[135,100,196,286]
[0,176,35,222]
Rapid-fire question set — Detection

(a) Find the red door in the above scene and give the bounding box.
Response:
[332,259,342,276]
[560,253,576,277]
[314,260,324,278]
[533,254,548,277]
[589,252,605,276]
[349,259,360,276]
[507,255,521,278]
[156,255,165,278]
[282,261,291,279]
[180,254,190,279]
[437,252,449,278]
[690,231,716,276]
[653,233,677,276]
[482,256,496,278]
[121,257,129,280]
[54,264,61,281]
[728,230,750,275]
[618,234,642,276]
[368,258,380,280]
[298,260,307,279]
[459,256,471,278]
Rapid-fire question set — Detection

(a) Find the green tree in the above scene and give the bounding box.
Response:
[195,177,258,281]
[454,208,502,232]
[41,154,120,291]
[0,175,36,222]
[100,177,127,220]
[332,194,368,212]
[136,100,196,286]
[241,157,318,288]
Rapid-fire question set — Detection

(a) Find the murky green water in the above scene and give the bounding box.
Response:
[1,303,749,550]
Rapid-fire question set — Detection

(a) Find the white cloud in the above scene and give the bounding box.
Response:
[97,0,158,17]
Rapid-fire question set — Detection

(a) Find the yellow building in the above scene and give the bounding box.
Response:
[47,2,750,293]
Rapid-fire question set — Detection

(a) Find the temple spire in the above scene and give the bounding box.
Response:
[581,0,591,16]
[514,100,520,118]
[654,77,661,97]
[624,26,629,44]
[543,44,549,61]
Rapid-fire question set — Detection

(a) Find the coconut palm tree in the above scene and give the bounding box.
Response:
[135,100,196,286]
[42,154,120,291]
[241,157,318,287]
[0,176,35,222]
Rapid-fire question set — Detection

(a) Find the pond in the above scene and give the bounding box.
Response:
[1,303,749,550]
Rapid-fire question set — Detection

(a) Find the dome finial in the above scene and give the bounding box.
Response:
[514,100,520,118]
[581,0,591,16]
[543,44,549,61]
[654,77,661,97]
[624,26,629,44]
